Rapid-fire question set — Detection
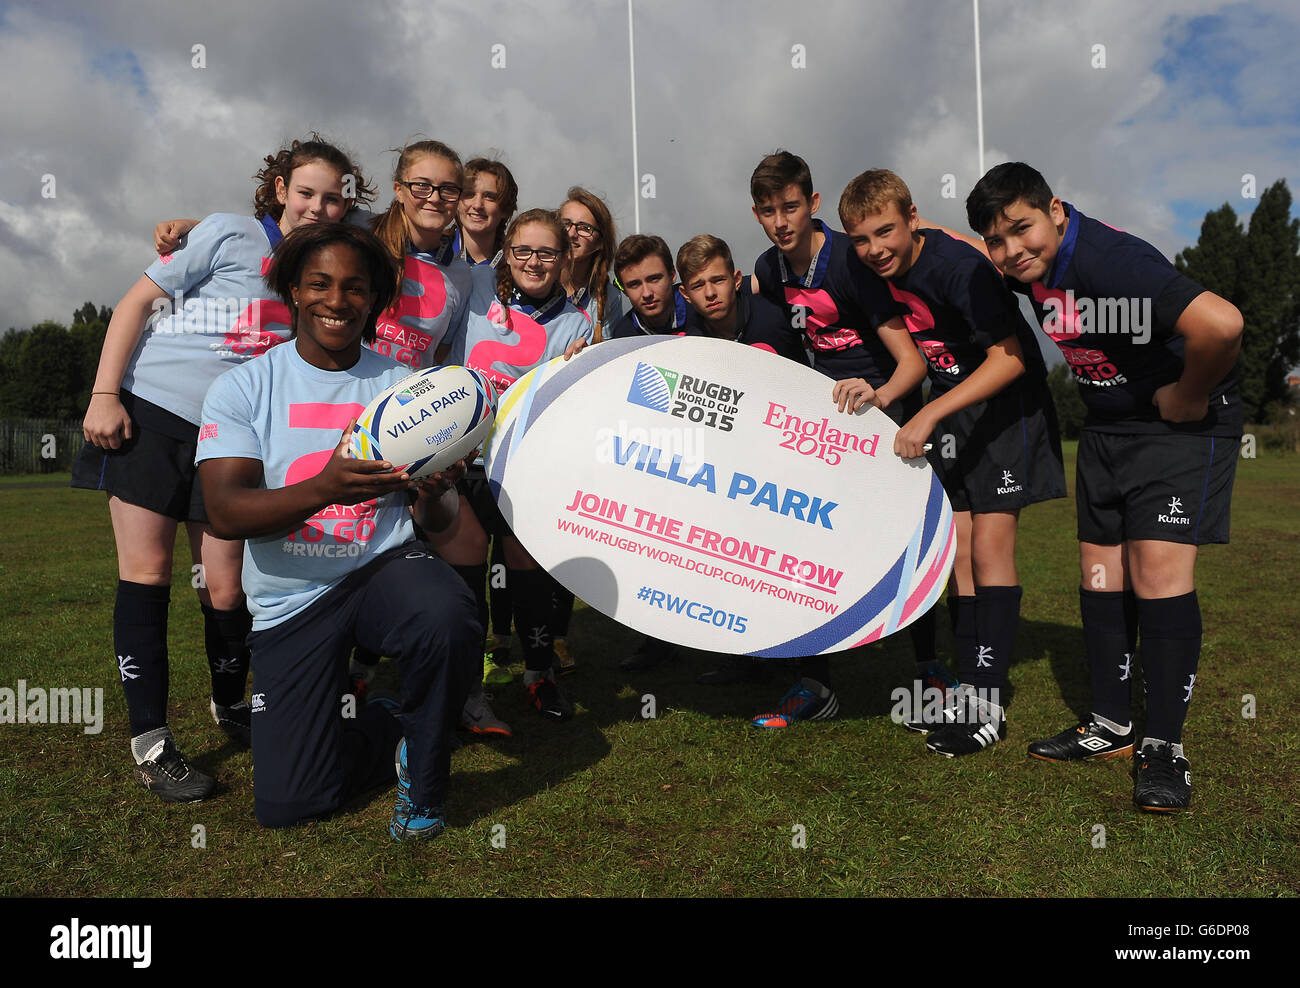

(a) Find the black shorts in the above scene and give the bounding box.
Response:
[69,391,209,523]
[882,386,924,428]
[247,541,479,827]
[1075,430,1238,545]
[458,475,508,536]
[926,386,1066,513]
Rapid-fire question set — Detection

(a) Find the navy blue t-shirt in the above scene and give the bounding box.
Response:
[682,278,807,365]
[1010,204,1239,436]
[888,229,1047,397]
[753,218,909,385]
[607,289,697,339]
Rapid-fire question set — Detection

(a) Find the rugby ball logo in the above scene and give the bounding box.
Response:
[351,365,497,480]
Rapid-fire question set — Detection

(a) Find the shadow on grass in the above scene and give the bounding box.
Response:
[560,605,1086,725]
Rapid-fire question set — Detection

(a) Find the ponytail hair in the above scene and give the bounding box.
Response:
[372,139,464,294]
[253,134,374,221]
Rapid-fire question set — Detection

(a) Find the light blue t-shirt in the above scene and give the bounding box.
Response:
[368,237,472,370]
[123,213,291,424]
[445,264,594,396]
[196,342,415,631]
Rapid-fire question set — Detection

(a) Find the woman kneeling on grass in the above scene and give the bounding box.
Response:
[196,222,479,839]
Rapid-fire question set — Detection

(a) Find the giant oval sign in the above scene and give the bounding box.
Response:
[483,336,954,658]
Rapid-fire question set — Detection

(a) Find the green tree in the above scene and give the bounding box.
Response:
[1175,204,1243,298]
[70,300,112,414]
[0,330,27,416]
[13,322,81,418]
[1046,363,1086,440]
[1176,181,1300,422]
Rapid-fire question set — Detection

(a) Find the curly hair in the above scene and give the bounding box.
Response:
[252,135,375,221]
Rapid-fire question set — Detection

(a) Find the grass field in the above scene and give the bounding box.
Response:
[2,444,1297,897]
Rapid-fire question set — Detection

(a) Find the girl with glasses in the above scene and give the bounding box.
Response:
[440,210,594,724]
[551,188,627,673]
[559,187,626,341]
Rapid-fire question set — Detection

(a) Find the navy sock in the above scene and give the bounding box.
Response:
[202,602,252,707]
[800,654,831,689]
[1137,592,1201,744]
[967,585,1021,695]
[1079,588,1138,726]
[550,574,575,638]
[947,594,976,672]
[510,568,555,672]
[488,537,512,637]
[114,580,171,737]
[908,609,937,668]
[451,563,489,644]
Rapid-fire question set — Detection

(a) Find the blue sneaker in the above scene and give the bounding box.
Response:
[751,680,839,728]
[389,738,446,841]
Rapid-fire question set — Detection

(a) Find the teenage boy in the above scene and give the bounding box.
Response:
[839,169,1067,755]
[608,234,697,339]
[677,233,807,363]
[602,234,694,670]
[965,162,1242,809]
[674,234,806,685]
[748,150,936,728]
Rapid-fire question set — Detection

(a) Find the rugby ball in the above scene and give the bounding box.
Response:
[350,365,496,479]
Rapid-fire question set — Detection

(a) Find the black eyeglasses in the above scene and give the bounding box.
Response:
[560,218,600,239]
[508,245,561,263]
[398,181,462,202]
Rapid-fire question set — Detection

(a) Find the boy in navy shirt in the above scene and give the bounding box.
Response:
[839,169,1066,755]
[608,235,697,339]
[748,151,936,728]
[676,233,807,364]
[966,162,1243,810]
[674,234,807,685]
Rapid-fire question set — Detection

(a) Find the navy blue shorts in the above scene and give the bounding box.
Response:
[70,390,209,523]
[1075,430,1238,545]
[926,385,1067,513]
[247,541,480,828]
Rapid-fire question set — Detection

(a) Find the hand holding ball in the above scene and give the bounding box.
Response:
[349,365,497,480]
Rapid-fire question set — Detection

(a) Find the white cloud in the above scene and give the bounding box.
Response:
[0,0,1294,332]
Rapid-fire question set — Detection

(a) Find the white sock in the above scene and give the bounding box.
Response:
[1140,736,1186,760]
[1093,712,1132,735]
[130,726,172,765]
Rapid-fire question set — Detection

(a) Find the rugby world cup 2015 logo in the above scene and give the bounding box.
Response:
[627,362,680,413]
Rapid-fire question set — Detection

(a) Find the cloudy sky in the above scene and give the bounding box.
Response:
[0,0,1296,338]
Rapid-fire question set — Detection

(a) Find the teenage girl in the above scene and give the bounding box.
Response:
[440,209,595,723]
[453,158,520,685]
[74,138,372,802]
[550,187,627,672]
